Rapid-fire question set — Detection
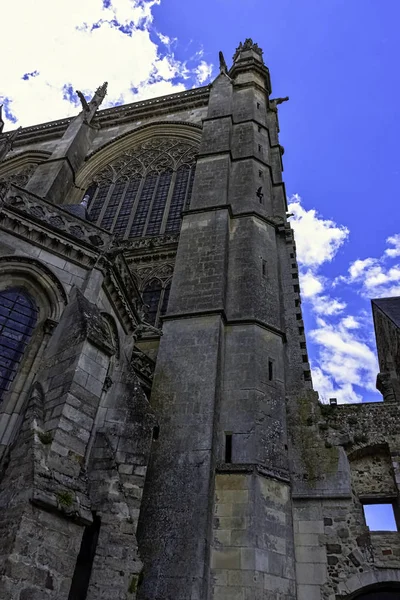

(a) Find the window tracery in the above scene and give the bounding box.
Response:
[0,164,39,196]
[0,288,38,403]
[86,137,197,238]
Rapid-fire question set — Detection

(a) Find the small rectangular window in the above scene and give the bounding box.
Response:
[257,102,260,109]
[295,299,300,307]
[259,170,263,178]
[300,342,306,350]
[363,503,398,531]
[262,260,267,277]
[293,284,300,293]
[302,355,309,363]
[298,326,304,335]
[268,360,274,381]
[225,433,232,463]
[296,313,302,321]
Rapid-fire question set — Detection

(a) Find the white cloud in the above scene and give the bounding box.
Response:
[309,317,378,404]
[385,234,400,258]
[300,270,324,298]
[288,194,380,404]
[288,194,349,268]
[312,295,347,316]
[0,0,213,128]
[339,238,400,298]
[194,61,214,85]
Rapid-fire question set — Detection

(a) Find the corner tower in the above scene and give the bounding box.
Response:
[137,39,311,600]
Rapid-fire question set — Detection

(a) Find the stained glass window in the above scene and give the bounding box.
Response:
[86,137,197,238]
[143,280,162,326]
[0,288,38,402]
[142,280,171,329]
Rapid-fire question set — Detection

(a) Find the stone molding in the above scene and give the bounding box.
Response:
[338,568,400,597]
[0,254,68,314]
[69,122,201,204]
[7,86,210,148]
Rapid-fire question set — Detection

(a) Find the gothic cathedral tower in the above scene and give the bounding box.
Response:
[137,39,311,599]
[0,39,400,600]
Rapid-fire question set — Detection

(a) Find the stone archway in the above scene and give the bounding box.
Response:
[354,589,400,600]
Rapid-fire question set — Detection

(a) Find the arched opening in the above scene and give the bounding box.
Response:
[84,137,197,238]
[351,583,400,600]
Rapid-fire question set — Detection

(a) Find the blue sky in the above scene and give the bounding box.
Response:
[2,0,400,403]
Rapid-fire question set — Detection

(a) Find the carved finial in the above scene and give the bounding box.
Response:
[0,126,22,163]
[0,105,4,134]
[219,51,228,74]
[233,38,264,62]
[76,81,108,124]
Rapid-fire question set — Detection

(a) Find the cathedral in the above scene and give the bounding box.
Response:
[0,39,400,600]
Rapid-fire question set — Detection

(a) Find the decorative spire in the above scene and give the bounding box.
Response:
[233,38,264,63]
[76,81,108,124]
[219,51,228,75]
[0,126,22,163]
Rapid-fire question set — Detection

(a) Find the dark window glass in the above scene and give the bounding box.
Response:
[165,166,190,233]
[100,181,126,231]
[113,176,141,236]
[129,174,157,238]
[88,184,110,224]
[143,280,162,326]
[0,288,38,402]
[86,144,196,238]
[146,171,173,236]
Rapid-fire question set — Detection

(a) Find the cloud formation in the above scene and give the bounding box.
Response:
[1,0,213,128]
[288,194,393,404]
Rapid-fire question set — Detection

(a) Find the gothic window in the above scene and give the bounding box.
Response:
[142,280,171,328]
[86,137,197,238]
[0,288,38,403]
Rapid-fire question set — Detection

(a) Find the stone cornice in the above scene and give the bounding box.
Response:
[3,86,211,148]
[0,186,143,334]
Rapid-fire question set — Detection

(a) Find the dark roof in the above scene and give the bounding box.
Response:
[63,204,88,220]
[372,297,400,328]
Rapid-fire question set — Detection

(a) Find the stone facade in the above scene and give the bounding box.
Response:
[0,39,399,600]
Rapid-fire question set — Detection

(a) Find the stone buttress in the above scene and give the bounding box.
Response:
[137,40,310,600]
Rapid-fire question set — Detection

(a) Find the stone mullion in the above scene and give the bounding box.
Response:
[96,182,115,226]
[143,174,161,237]
[160,170,177,235]
[155,285,166,328]
[183,167,194,210]
[110,180,129,233]
[123,174,146,240]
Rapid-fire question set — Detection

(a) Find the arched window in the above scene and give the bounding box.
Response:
[0,288,38,403]
[142,280,171,328]
[86,137,197,238]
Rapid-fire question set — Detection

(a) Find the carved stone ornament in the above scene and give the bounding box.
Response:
[92,137,197,185]
[0,163,38,188]
[0,126,22,163]
[233,38,264,62]
[132,349,155,383]
[113,233,179,252]
[1,187,111,250]
[76,81,108,125]
[376,371,396,402]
